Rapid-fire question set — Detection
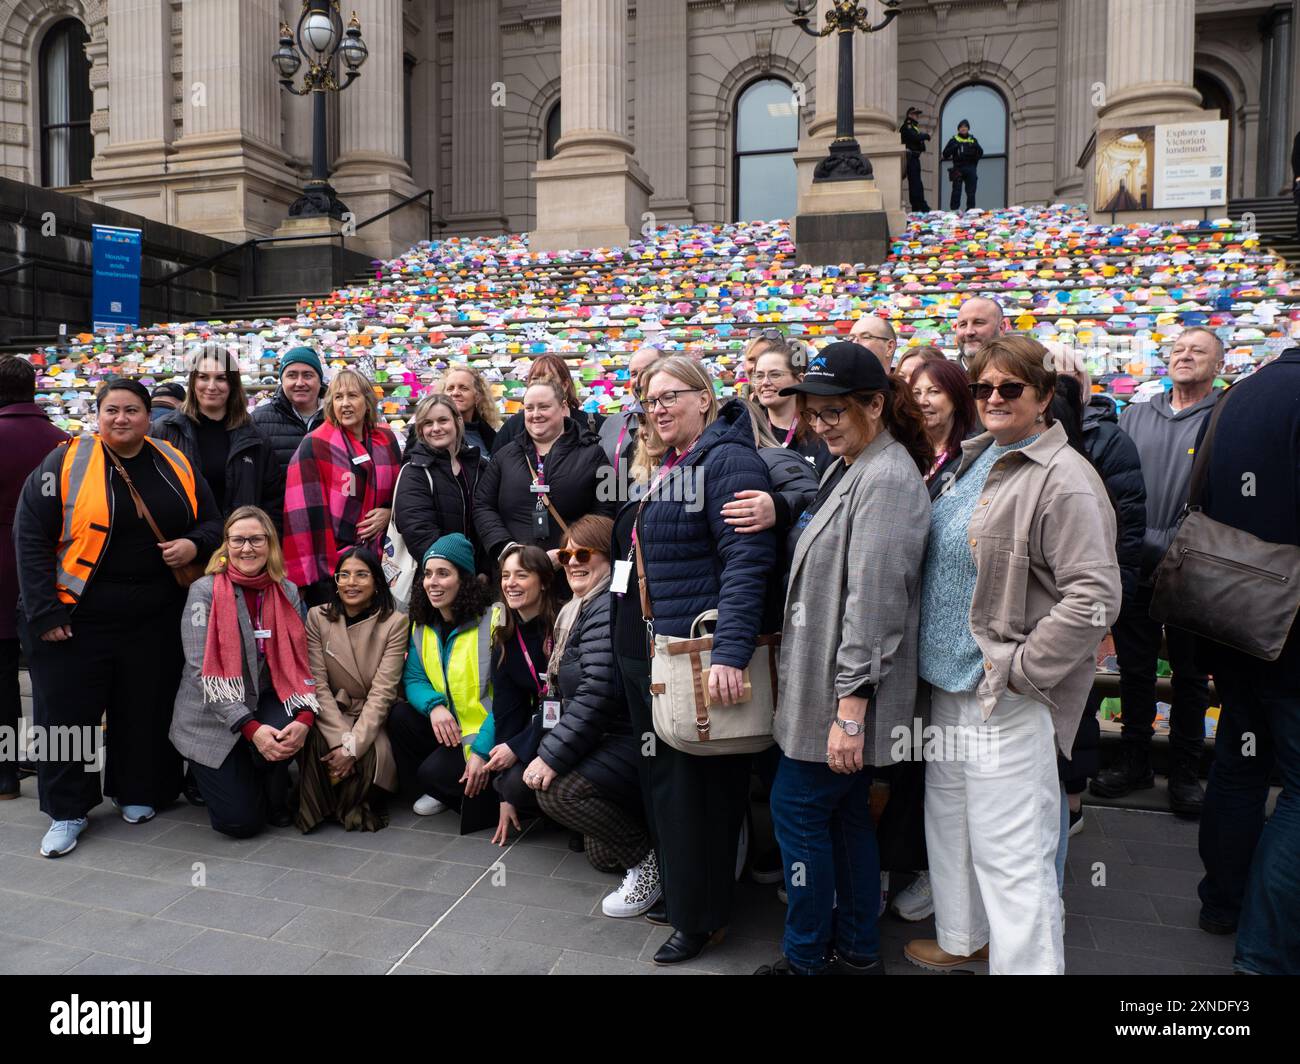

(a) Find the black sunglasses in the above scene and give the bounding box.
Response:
[970,381,1029,401]
[748,327,785,342]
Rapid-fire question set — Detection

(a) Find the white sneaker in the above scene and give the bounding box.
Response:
[413,794,446,816]
[602,851,662,918]
[879,871,890,917]
[891,871,934,921]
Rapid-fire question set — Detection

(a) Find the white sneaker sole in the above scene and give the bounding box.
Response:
[40,836,79,858]
[602,885,662,919]
[891,901,935,922]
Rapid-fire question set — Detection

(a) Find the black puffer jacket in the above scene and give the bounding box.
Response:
[1082,395,1146,596]
[538,591,639,803]
[761,445,819,630]
[393,440,486,570]
[150,410,284,528]
[250,388,325,510]
[474,419,616,556]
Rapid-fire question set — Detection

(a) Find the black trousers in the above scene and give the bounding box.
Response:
[905,151,930,211]
[18,581,184,820]
[0,638,19,763]
[619,652,750,934]
[494,760,541,818]
[949,165,977,210]
[1113,583,1208,762]
[386,699,499,828]
[1060,688,1102,794]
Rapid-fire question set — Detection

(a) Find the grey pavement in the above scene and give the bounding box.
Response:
[0,784,1238,975]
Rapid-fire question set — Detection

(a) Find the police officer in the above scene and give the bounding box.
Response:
[900,108,931,212]
[941,119,984,211]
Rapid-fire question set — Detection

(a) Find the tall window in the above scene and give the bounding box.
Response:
[939,83,1008,209]
[733,78,798,222]
[39,19,92,188]
[544,101,562,160]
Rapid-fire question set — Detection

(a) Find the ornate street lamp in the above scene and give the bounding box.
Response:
[273,0,369,219]
[785,0,901,182]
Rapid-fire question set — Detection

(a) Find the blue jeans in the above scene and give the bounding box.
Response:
[1197,665,1300,974]
[770,754,880,974]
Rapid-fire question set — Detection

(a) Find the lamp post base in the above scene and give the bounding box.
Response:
[287,180,351,220]
[813,138,874,183]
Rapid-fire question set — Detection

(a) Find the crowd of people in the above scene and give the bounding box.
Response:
[0,299,1295,975]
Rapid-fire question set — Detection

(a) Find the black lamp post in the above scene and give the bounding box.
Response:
[273,0,369,219]
[785,0,901,182]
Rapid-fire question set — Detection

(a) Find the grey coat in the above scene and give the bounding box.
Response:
[775,432,931,765]
[170,575,309,770]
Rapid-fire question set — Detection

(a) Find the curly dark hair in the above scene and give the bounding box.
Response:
[408,561,493,630]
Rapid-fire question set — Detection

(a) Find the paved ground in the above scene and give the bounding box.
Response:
[0,784,1238,975]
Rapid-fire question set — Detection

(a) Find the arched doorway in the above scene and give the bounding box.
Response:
[732,77,798,222]
[39,18,93,187]
[544,101,562,160]
[1193,71,1234,196]
[939,83,1008,209]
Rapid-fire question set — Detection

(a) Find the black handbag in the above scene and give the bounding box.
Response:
[1149,387,1300,660]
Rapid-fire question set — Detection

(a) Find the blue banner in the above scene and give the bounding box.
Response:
[92,224,142,333]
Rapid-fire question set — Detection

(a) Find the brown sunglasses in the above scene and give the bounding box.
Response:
[556,547,606,565]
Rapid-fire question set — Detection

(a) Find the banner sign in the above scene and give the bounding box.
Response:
[1095,120,1228,212]
[92,224,142,333]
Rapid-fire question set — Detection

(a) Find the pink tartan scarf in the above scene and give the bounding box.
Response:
[282,421,402,587]
[202,568,318,716]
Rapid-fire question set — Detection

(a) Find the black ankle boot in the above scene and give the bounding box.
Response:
[0,765,18,799]
[1168,758,1205,817]
[1090,743,1154,798]
[644,896,669,925]
[183,768,206,807]
[653,928,725,965]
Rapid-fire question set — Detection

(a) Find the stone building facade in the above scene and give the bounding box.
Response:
[1,0,1294,260]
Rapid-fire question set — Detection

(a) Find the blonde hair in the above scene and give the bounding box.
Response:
[413,393,464,453]
[439,363,502,429]
[634,355,718,479]
[323,367,379,432]
[205,505,286,581]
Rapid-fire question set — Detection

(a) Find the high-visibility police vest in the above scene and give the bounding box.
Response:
[413,604,502,760]
[54,434,199,606]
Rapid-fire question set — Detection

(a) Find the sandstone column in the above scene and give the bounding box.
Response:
[90,0,173,219]
[634,0,692,224]
[1098,0,1201,119]
[333,0,422,258]
[1054,0,1107,201]
[449,0,507,235]
[1257,6,1294,195]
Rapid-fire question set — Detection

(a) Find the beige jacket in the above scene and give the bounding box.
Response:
[956,422,1120,755]
[305,606,409,791]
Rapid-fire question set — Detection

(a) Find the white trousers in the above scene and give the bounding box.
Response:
[924,687,1064,975]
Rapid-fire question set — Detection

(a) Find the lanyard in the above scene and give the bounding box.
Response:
[343,428,376,533]
[516,627,548,697]
[525,443,548,486]
[614,416,631,460]
[631,440,695,552]
[780,419,797,447]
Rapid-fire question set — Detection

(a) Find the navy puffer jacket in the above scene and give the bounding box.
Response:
[1082,395,1146,596]
[629,400,776,669]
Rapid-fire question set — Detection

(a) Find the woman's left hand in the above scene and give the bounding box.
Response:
[826,695,869,775]
[159,538,198,567]
[492,801,521,846]
[708,664,746,706]
[484,743,518,773]
[275,720,310,757]
[720,490,776,534]
[322,747,356,779]
[356,507,391,542]
[523,757,557,791]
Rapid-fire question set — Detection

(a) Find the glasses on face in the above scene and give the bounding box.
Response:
[801,406,849,428]
[749,328,785,341]
[228,535,268,550]
[750,371,792,384]
[557,547,606,566]
[970,381,1029,402]
[643,388,703,413]
[335,570,374,584]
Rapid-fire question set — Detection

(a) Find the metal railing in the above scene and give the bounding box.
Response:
[0,258,94,338]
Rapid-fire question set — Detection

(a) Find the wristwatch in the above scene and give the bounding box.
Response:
[834,717,863,736]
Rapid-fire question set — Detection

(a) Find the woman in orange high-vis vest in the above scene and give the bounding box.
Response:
[13,379,222,858]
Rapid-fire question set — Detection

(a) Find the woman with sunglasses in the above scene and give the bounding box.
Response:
[754,342,931,975]
[298,547,408,833]
[476,544,557,845]
[171,506,317,838]
[749,339,831,475]
[523,517,658,916]
[612,354,776,965]
[907,336,1120,975]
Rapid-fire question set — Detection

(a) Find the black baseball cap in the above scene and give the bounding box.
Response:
[151,382,186,402]
[780,341,891,397]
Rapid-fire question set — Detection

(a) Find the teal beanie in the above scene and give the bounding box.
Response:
[423,533,476,577]
[280,346,323,379]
